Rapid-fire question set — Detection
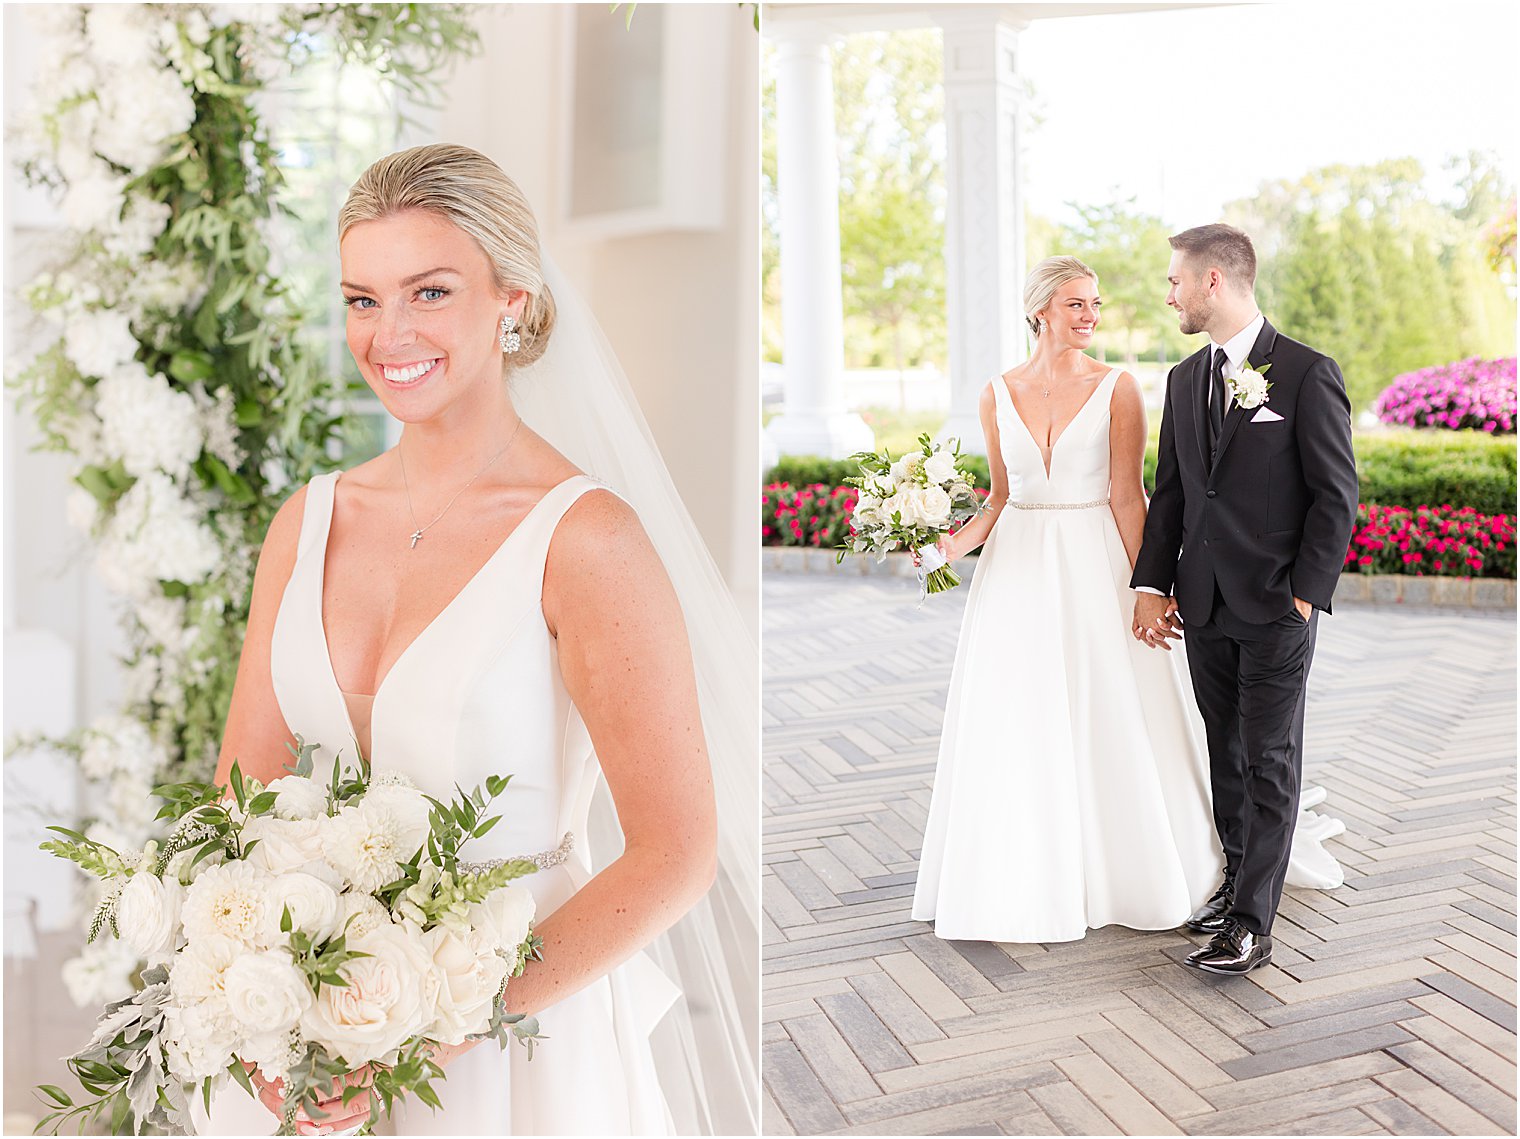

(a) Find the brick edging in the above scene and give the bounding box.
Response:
[761,546,1517,609]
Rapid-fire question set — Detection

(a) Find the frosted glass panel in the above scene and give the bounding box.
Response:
[569,5,664,218]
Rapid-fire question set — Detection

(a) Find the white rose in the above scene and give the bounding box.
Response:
[114,871,183,958]
[422,926,509,1045]
[181,860,277,947]
[242,815,333,881]
[467,885,536,954]
[923,450,958,485]
[263,775,328,821]
[920,486,953,528]
[264,872,341,944]
[222,949,312,1034]
[300,921,440,1065]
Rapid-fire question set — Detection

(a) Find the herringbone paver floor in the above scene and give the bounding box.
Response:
[762,572,1516,1137]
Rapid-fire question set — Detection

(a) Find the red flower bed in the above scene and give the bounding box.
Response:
[764,485,1516,580]
[1344,504,1515,578]
[762,482,991,550]
[761,483,858,549]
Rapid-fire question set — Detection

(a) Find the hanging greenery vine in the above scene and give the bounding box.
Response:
[8,2,479,1005]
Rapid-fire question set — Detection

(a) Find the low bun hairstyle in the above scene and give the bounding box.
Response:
[1023,256,1098,338]
[338,144,557,369]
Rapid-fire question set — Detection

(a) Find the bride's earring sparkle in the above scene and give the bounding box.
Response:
[499,313,521,354]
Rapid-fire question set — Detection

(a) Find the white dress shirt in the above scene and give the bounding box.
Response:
[1134,313,1264,598]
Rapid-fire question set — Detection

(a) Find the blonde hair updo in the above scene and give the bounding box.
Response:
[338,143,557,369]
[1023,256,1098,339]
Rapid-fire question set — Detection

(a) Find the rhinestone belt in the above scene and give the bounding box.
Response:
[457,830,576,876]
[1011,497,1110,511]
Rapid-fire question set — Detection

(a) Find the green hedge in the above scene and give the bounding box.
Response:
[767,429,1516,516]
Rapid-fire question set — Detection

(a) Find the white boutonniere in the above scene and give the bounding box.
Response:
[1226,361,1272,409]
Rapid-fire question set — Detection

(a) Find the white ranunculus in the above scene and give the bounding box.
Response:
[63,308,137,378]
[322,799,430,895]
[423,926,510,1045]
[264,872,341,944]
[95,364,203,480]
[923,450,957,485]
[300,920,440,1065]
[262,775,327,822]
[222,949,312,1033]
[920,485,953,528]
[182,860,277,947]
[468,885,536,954]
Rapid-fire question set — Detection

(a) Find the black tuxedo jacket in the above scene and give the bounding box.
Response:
[1131,319,1358,625]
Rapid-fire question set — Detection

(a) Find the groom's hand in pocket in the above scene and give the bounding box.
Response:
[1294,596,1313,622]
[1133,592,1183,650]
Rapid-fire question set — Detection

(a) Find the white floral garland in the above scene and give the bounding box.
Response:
[10,2,478,1008]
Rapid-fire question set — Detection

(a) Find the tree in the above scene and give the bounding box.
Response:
[1057,198,1184,366]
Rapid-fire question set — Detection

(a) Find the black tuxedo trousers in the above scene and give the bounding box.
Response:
[1188,593,1318,935]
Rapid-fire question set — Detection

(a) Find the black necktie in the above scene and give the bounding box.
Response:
[1208,348,1227,455]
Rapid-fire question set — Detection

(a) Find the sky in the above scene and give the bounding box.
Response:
[1017,1,1519,228]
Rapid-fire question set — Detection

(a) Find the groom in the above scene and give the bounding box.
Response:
[1131,224,1357,975]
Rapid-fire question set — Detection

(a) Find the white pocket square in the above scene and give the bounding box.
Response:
[1251,406,1284,423]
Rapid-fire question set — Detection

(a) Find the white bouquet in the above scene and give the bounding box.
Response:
[838,433,983,595]
[36,739,545,1135]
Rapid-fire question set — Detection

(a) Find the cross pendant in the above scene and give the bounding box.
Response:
[409,529,423,549]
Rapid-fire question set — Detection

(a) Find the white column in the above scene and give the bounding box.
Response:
[938,12,1028,454]
[764,24,873,461]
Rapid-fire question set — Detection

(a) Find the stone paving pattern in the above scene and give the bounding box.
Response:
[762,573,1516,1136]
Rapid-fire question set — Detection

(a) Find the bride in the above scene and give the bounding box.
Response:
[910,256,1340,945]
[196,144,756,1134]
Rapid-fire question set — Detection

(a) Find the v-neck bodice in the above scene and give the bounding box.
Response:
[991,368,1120,504]
[269,470,605,858]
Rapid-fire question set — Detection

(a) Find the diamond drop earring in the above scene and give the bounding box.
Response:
[499,314,521,354]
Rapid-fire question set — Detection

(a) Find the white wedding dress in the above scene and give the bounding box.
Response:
[910,369,1343,944]
[195,470,680,1135]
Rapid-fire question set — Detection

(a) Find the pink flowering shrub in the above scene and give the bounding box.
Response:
[1374,357,1517,434]
[762,483,857,548]
[1344,504,1515,578]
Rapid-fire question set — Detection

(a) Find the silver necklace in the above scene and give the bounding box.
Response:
[398,417,523,549]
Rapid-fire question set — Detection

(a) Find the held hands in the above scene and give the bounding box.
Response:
[1132,592,1183,650]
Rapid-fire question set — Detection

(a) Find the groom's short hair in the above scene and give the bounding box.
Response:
[1169,224,1257,293]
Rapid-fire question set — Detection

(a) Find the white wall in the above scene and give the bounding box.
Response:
[436,5,760,614]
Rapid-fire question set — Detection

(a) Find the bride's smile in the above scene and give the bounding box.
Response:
[340,209,527,428]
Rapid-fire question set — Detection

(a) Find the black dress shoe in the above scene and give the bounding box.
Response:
[1183,875,1235,933]
[1183,921,1273,975]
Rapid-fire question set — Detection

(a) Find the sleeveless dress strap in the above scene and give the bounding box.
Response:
[294,471,340,560]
